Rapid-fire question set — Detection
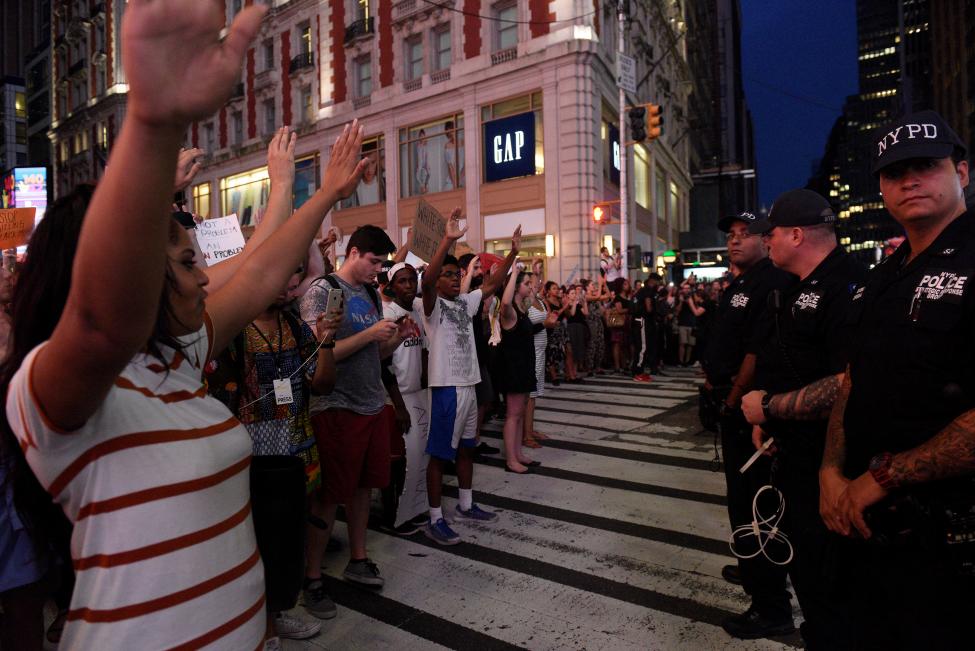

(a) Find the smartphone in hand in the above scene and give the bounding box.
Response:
[325,288,344,319]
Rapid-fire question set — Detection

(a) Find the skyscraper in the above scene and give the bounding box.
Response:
[808,0,933,262]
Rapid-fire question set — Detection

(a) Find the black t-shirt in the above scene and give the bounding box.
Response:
[751,248,866,466]
[844,212,975,482]
[631,285,656,318]
[676,298,697,327]
[703,257,796,385]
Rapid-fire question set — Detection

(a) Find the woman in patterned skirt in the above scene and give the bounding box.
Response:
[525,277,557,448]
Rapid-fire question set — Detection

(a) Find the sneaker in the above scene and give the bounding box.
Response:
[381,520,420,536]
[343,558,385,588]
[302,579,338,619]
[454,503,499,523]
[275,612,321,640]
[424,518,461,545]
[721,563,742,585]
[263,636,282,651]
[632,373,652,383]
[721,606,795,639]
[475,441,501,455]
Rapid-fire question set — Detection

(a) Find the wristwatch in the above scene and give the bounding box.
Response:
[761,392,774,421]
[868,452,896,491]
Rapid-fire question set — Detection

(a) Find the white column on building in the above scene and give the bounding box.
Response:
[462,98,481,251]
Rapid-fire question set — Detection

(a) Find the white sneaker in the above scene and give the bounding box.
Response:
[275,611,322,640]
[263,636,281,651]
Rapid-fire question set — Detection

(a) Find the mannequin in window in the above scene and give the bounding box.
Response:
[442,121,464,191]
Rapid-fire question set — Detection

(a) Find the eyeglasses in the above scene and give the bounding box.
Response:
[440,271,462,279]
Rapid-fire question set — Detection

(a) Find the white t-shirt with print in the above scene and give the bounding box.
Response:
[383,298,426,395]
[424,289,482,387]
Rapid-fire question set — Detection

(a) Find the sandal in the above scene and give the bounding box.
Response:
[532,431,549,440]
[522,437,542,449]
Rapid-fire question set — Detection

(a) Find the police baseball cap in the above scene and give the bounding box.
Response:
[871,110,967,174]
[748,189,836,234]
[717,211,759,233]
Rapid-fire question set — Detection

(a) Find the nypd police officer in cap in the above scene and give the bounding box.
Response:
[738,189,865,649]
[819,110,975,648]
[701,211,796,639]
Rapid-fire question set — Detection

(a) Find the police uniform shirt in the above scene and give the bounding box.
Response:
[751,247,866,462]
[844,211,975,478]
[703,257,795,385]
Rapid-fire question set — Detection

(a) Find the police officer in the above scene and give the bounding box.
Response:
[820,110,975,648]
[702,211,796,639]
[739,189,865,649]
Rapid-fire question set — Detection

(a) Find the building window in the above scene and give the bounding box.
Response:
[97,122,108,148]
[495,2,518,51]
[300,86,313,123]
[433,26,451,71]
[293,154,321,209]
[299,22,312,56]
[263,98,275,135]
[204,123,215,153]
[669,181,680,230]
[263,39,274,70]
[14,92,26,118]
[60,140,69,162]
[405,36,423,81]
[220,166,270,226]
[655,169,666,222]
[232,111,243,146]
[354,0,370,21]
[192,182,211,219]
[481,92,544,176]
[634,145,649,209]
[355,56,372,98]
[96,67,106,96]
[399,114,464,197]
[58,91,66,119]
[230,0,242,19]
[338,137,384,209]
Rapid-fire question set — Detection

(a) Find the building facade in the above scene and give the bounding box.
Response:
[49,0,126,198]
[170,0,694,282]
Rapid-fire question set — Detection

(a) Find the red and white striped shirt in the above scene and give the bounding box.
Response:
[6,319,265,650]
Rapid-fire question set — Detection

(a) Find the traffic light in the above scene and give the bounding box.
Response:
[647,104,663,141]
[593,204,606,224]
[628,106,648,142]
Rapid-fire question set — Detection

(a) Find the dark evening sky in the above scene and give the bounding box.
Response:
[740,0,859,209]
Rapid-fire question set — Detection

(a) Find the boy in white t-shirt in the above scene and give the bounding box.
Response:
[420,210,521,544]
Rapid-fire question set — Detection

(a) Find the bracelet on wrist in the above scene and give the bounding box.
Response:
[321,340,335,349]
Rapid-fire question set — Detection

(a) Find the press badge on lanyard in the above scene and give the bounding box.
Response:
[273,378,294,405]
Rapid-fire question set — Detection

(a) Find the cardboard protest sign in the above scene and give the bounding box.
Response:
[410,199,455,262]
[195,214,246,266]
[0,208,36,249]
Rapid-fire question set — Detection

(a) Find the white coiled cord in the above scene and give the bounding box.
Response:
[729,484,794,566]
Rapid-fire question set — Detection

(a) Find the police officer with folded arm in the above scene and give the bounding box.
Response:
[819,110,975,649]
[701,211,796,639]
[739,189,865,650]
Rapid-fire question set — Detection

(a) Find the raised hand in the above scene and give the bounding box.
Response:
[122,0,267,128]
[445,208,467,241]
[511,224,523,254]
[322,120,367,199]
[267,126,297,187]
[174,147,203,192]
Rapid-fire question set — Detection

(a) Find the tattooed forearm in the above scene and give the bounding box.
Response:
[769,373,843,421]
[889,408,975,487]
[821,367,851,472]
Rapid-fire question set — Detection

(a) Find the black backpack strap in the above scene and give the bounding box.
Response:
[322,273,382,314]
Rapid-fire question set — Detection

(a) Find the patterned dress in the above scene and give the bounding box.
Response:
[586,299,607,371]
[545,300,568,375]
[527,301,548,398]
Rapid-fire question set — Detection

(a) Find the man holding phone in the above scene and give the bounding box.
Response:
[299,225,411,614]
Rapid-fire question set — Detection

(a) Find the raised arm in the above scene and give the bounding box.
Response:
[461,255,479,294]
[422,208,466,316]
[498,264,519,330]
[479,226,522,297]
[204,127,296,292]
[207,121,367,355]
[32,0,266,430]
[392,227,412,264]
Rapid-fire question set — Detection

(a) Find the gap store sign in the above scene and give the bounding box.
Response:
[483,112,536,183]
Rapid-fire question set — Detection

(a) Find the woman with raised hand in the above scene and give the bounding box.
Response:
[0,1,366,648]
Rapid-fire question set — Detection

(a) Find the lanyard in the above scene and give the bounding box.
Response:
[249,314,284,378]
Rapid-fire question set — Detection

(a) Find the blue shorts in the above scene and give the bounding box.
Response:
[426,386,478,461]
